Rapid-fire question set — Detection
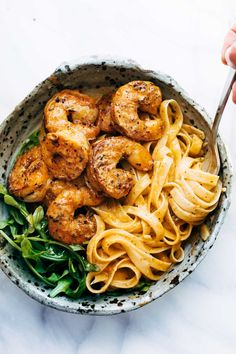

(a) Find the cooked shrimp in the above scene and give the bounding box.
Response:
[41,128,89,181]
[43,180,73,207]
[97,93,115,133]
[43,176,103,207]
[44,90,100,140]
[8,146,50,202]
[86,136,153,199]
[47,188,99,244]
[112,81,164,141]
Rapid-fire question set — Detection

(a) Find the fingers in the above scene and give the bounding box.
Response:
[222,22,236,64]
[222,23,236,103]
[225,42,236,68]
[232,81,236,104]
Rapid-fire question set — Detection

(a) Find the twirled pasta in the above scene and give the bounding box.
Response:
[86,99,222,293]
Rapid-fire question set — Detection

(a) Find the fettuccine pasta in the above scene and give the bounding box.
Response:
[86,99,222,293]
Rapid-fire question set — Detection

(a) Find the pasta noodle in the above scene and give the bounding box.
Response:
[86,99,222,293]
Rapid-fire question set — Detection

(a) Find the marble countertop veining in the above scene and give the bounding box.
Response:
[0,1,236,353]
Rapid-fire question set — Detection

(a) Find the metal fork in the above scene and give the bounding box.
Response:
[202,67,236,174]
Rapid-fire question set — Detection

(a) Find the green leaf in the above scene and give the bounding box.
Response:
[21,238,33,258]
[13,234,25,243]
[17,130,40,157]
[33,206,44,229]
[68,258,81,280]
[46,240,99,272]
[40,219,48,230]
[9,224,18,237]
[4,195,28,218]
[0,184,7,195]
[21,237,45,260]
[69,244,85,251]
[9,207,25,225]
[134,279,155,292]
[24,258,55,286]
[82,257,99,272]
[0,230,21,251]
[40,244,69,262]
[65,274,87,298]
[50,277,73,298]
[29,130,40,145]
[0,220,10,229]
[47,270,69,283]
[47,273,61,283]
[35,218,49,240]
[25,214,35,234]
[34,259,47,274]
[4,195,20,208]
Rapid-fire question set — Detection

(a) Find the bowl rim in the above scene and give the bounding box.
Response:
[0,56,233,315]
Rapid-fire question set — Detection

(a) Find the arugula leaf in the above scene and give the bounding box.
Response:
[45,240,98,271]
[69,244,85,251]
[65,275,87,298]
[68,258,81,280]
[0,183,97,299]
[21,237,46,260]
[0,184,7,195]
[40,244,69,262]
[50,277,73,298]
[4,194,28,218]
[0,220,10,229]
[9,224,18,237]
[33,206,44,229]
[17,130,40,157]
[13,234,25,243]
[0,230,21,251]
[81,256,99,272]
[25,214,35,234]
[47,270,69,283]
[35,217,49,240]
[21,238,33,258]
[8,207,25,225]
[24,258,55,287]
[134,279,155,292]
[34,259,47,274]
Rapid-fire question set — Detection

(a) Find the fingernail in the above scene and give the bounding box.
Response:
[225,45,236,68]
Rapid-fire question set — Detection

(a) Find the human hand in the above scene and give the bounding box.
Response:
[222,22,236,103]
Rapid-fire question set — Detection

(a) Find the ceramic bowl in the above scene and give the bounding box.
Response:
[0,57,232,315]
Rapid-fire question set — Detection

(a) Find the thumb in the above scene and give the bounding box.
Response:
[225,42,236,68]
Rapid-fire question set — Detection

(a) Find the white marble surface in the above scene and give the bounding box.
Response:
[0,0,236,353]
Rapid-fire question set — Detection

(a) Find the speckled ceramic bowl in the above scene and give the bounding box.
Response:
[0,57,232,315]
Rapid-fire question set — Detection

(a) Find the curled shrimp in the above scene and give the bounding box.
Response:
[41,128,89,181]
[8,146,50,202]
[47,188,100,244]
[97,93,115,133]
[43,176,103,207]
[44,90,100,140]
[86,136,153,199]
[112,81,164,141]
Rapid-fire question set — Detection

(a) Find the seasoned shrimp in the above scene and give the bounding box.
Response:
[47,188,99,244]
[97,93,115,133]
[8,146,50,202]
[112,81,164,141]
[43,179,73,207]
[43,176,103,207]
[41,128,89,180]
[44,90,100,140]
[86,136,153,199]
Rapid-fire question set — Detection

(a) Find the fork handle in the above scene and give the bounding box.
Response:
[212,67,236,141]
